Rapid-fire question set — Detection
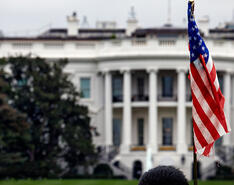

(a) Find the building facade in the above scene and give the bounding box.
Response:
[1,13,234,180]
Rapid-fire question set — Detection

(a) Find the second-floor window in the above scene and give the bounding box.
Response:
[217,73,224,93]
[162,76,174,97]
[112,76,123,102]
[80,77,91,98]
[137,78,144,97]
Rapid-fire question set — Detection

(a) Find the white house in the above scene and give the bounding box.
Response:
[0,12,234,180]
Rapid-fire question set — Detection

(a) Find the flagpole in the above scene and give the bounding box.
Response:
[189,0,198,184]
[193,139,198,185]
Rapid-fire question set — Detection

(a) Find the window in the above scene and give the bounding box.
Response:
[113,119,122,146]
[137,78,144,97]
[112,76,123,102]
[191,119,194,146]
[217,73,224,93]
[137,118,144,146]
[215,137,223,147]
[80,78,91,98]
[162,76,173,97]
[162,118,173,145]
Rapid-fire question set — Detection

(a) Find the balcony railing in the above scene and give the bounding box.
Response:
[186,94,192,102]
[112,95,123,103]
[158,94,177,101]
[131,94,149,102]
[113,93,191,103]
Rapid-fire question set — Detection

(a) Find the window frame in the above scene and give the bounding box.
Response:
[80,77,91,99]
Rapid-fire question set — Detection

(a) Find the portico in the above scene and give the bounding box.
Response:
[103,67,193,154]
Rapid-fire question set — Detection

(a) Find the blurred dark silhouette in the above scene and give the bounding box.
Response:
[138,166,189,185]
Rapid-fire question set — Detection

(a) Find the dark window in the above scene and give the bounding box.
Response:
[162,118,173,145]
[162,76,173,97]
[137,78,144,96]
[217,74,224,93]
[215,137,223,147]
[113,119,122,146]
[137,118,144,146]
[191,118,194,146]
[186,73,192,101]
[80,78,91,98]
[112,76,123,102]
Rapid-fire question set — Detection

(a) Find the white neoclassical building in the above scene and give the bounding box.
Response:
[0,11,234,180]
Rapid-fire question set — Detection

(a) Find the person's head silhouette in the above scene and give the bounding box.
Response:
[138,166,189,185]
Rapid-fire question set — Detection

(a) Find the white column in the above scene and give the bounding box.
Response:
[176,68,187,154]
[148,68,158,154]
[104,70,113,148]
[121,68,132,154]
[223,70,231,146]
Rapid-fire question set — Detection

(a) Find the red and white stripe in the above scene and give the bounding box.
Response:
[190,54,231,156]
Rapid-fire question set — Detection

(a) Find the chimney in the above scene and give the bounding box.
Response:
[198,16,209,37]
[67,12,79,37]
[126,7,138,36]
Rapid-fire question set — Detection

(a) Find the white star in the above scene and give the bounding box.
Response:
[192,27,195,31]
[191,53,195,57]
[199,40,202,46]
[194,36,197,40]
[197,32,200,36]
[195,25,198,29]
[202,47,205,51]
[193,46,196,49]
[204,53,208,58]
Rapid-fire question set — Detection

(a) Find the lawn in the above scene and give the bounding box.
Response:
[0,179,233,185]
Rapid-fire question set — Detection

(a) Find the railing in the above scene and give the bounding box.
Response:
[12,42,32,49]
[97,145,120,162]
[158,94,177,101]
[112,95,123,103]
[131,39,147,46]
[186,94,192,102]
[3,38,234,59]
[97,145,132,179]
[108,146,120,161]
[159,40,176,47]
[215,146,234,165]
[112,160,132,178]
[201,162,217,180]
[131,94,149,102]
[113,93,192,102]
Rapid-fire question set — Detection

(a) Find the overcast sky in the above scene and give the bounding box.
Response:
[1,0,234,36]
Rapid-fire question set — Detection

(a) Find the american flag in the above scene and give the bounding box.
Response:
[188,1,231,156]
